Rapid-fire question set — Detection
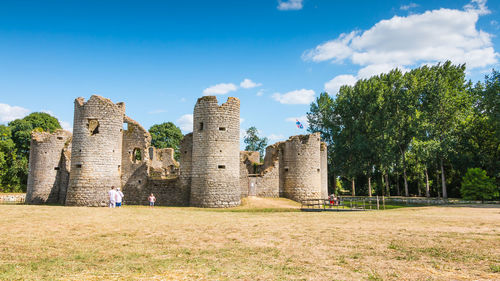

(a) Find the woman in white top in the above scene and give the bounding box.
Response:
[115,188,124,207]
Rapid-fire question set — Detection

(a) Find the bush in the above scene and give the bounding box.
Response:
[460,168,498,201]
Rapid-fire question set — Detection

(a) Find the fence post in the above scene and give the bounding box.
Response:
[377,195,379,210]
[382,195,385,210]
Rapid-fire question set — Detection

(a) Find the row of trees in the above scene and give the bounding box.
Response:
[307,61,499,199]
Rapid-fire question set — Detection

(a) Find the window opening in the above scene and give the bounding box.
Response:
[149,147,154,160]
[133,148,142,163]
[88,119,99,135]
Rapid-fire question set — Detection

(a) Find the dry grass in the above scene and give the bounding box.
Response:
[1,199,499,280]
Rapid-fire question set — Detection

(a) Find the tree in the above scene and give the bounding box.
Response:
[243,126,268,158]
[460,168,498,201]
[420,62,469,198]
[0,125,21,192]
[8,112,61,157]
[149,122,183,160]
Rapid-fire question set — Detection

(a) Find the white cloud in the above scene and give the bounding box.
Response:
[176,114,193,133]
[304,0,498,80]
[202,83,238,95]
[240,118,245,124]
[464,0,490,15]
[285,115,309,128]
[268,134,285,142]
[277,0,303,11]
[272,89,315,105]
[324,74,357,95]
[0,103,30,123]
[256,89,265,96]
[240,78,262,89]
[400,3,419,11]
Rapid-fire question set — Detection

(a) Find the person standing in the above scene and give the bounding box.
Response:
[115,188,124,207]
[148,193,156,208]
[108,186,117,208]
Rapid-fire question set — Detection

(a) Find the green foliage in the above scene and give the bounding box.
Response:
[243,126,268,158]
[149,122,183,160]
[9,112,61,157]
[460,168,498,201]
[308,62,499,198]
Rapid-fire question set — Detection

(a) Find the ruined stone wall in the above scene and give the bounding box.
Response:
[178,133,193,205]
[254,145,280,197]
[279,133,322,202]
[148,178,189,206]
[26,130,72,204]
[320,142,328,198]
[58,143,72,204]
[121,115,151,204]
[66,95,125,206]
[191,96,241,207]
[149,148,179,177]
[239,151,260,197]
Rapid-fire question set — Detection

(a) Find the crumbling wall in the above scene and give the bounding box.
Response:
[254,145,280,197]
[66,95,125,206]
[121,115,151,205]
[320,142,328,198]
[58,142,72,204]
[120,115,186,206]
[279,133,322,202]
[239,151,260,197]
[26,130,72,204]
[149,148,179,177]
[177,133,193,206]
[191,96,241,207]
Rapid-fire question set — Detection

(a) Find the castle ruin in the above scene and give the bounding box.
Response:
[26,95,328,207]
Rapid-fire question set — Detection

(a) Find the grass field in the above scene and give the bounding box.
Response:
[1,198,499,280]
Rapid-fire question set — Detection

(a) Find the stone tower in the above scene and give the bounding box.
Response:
[190,96,241,207]
[25,130,72,204]
[65,95,125,206]
[280,132,322,202]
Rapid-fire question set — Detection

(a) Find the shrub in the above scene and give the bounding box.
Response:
[460,168,498,201]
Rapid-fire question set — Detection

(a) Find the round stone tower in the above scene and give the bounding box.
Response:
[280,132,322,202]
[190,96,241,207]
[26,130,72,204]
[65,95,125,206]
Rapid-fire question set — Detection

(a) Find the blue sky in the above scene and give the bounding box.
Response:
[0,0,499,145]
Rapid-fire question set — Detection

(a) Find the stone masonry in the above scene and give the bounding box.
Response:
[65,96,125,206]
[190,96,241,207]
[27,95,327,207]
[25,129,72,204]
[239,133,327,202]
